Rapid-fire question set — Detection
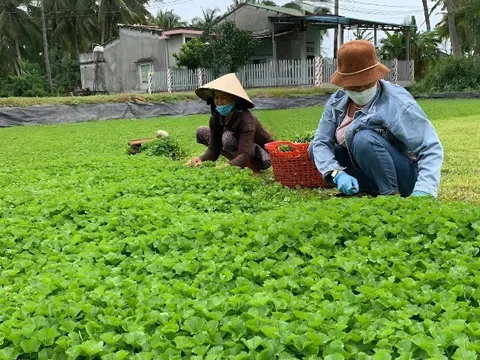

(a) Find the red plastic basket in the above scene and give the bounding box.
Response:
[265,141,330,189]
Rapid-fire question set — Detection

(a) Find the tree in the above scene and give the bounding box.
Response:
[153,10,186,30]
[48,0,99,56]
[380,32,406,60]
[40,0,53,92]
[422,0,431,32]
[380,17,441,79]
[0,0,39,75]
[206,22,259,74]
[353,29,373,42]
[444,0,461,56]
[98,0,150,43]
[173,38,206,69]
[174,21,259,75]
[191,8,221,29]
[434,0,480,55]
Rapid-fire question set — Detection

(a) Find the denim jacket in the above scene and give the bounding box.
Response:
[310,80,444,197]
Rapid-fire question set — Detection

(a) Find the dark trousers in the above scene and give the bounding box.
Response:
[196,126,272,171]
[312,130,418,196]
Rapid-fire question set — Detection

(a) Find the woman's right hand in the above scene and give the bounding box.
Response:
[186,157,202,167]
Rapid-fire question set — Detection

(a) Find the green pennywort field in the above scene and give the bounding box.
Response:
[1,100,480,359]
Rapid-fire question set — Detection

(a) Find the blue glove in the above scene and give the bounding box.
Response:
[333,172,359,196]
[411,191,431,197]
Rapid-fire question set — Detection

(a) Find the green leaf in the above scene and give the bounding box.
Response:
[453,347,477,360]
[35,327,60,346]
[101,332,123,345]
[183,316,207,334]
[257,349,275,360]
[80,340,105,356]
[373,349,392,360]
[174,335,196,349]
[241,336,263,351]
[20,338,41,353]
[124,332,147,349]
[324,355,345,360]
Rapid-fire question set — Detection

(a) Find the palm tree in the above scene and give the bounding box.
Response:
[444,0,460,56]
[422,0,431,32]
[98,0,150,43]
[353,29,373,42]
[48,0,99,56]
[434,0,480,55]
[380,17,441,78]
[153,10,186,30]
[0,0,39,75]
[191,8,221,29]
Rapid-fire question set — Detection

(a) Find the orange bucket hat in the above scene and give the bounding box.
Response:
[330,40,390,88]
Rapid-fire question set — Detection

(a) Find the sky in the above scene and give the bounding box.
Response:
[146,0,447,56]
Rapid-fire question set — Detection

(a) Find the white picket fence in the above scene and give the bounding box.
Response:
[150,58,414,93]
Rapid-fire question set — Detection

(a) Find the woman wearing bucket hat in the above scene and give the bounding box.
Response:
[186,73,274,173]
[308,40,443,198]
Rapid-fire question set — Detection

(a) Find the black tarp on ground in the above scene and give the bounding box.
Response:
[0,95,332,127]
[2,91,479,128]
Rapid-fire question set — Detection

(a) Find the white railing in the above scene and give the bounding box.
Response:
[150,58,414,93]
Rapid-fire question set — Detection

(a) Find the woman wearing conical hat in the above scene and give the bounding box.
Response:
[309,40,443,198]
[186,73,274,173]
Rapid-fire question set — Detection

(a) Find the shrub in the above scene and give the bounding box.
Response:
[0,73,48,97]
[414,56,480,93]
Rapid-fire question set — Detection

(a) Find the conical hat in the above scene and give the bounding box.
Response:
[195,73,254,109]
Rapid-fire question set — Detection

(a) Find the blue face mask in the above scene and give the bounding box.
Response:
[216,102,235,116]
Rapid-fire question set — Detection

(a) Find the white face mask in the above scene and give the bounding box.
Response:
[346,84,378,106]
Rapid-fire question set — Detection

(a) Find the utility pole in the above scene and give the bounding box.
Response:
[40,0,53,92]
[334,0,339,58]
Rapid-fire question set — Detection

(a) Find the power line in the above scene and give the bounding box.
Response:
[147,0,193,10]
[328,0,425,9]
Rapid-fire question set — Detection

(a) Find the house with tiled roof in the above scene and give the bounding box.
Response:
[79,25,203,93]
[218,2,326,64]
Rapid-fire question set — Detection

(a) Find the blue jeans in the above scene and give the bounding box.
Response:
[336,130,418,196]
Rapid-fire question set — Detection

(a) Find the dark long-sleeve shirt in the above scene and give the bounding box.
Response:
[200,110,273,167]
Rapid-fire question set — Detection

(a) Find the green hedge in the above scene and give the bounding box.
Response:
[414,56,480,94]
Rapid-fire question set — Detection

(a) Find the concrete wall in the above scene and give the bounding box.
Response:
[251,38,274,62]
[79,52,106,91]
[166,35,184,68]
[222,5,310,62]
[306,27,323,58]
[223,6,273,33]
[276,30,307,60]
[119,28,168,93]
[104,40,122,93]
[79,53,95,90]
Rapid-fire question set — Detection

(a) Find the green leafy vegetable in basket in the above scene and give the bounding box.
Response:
[279,144,293,152]
[138,137,186,160]
[291,130,316,143]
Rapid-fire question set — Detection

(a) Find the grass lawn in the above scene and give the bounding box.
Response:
[0,99,480,359]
